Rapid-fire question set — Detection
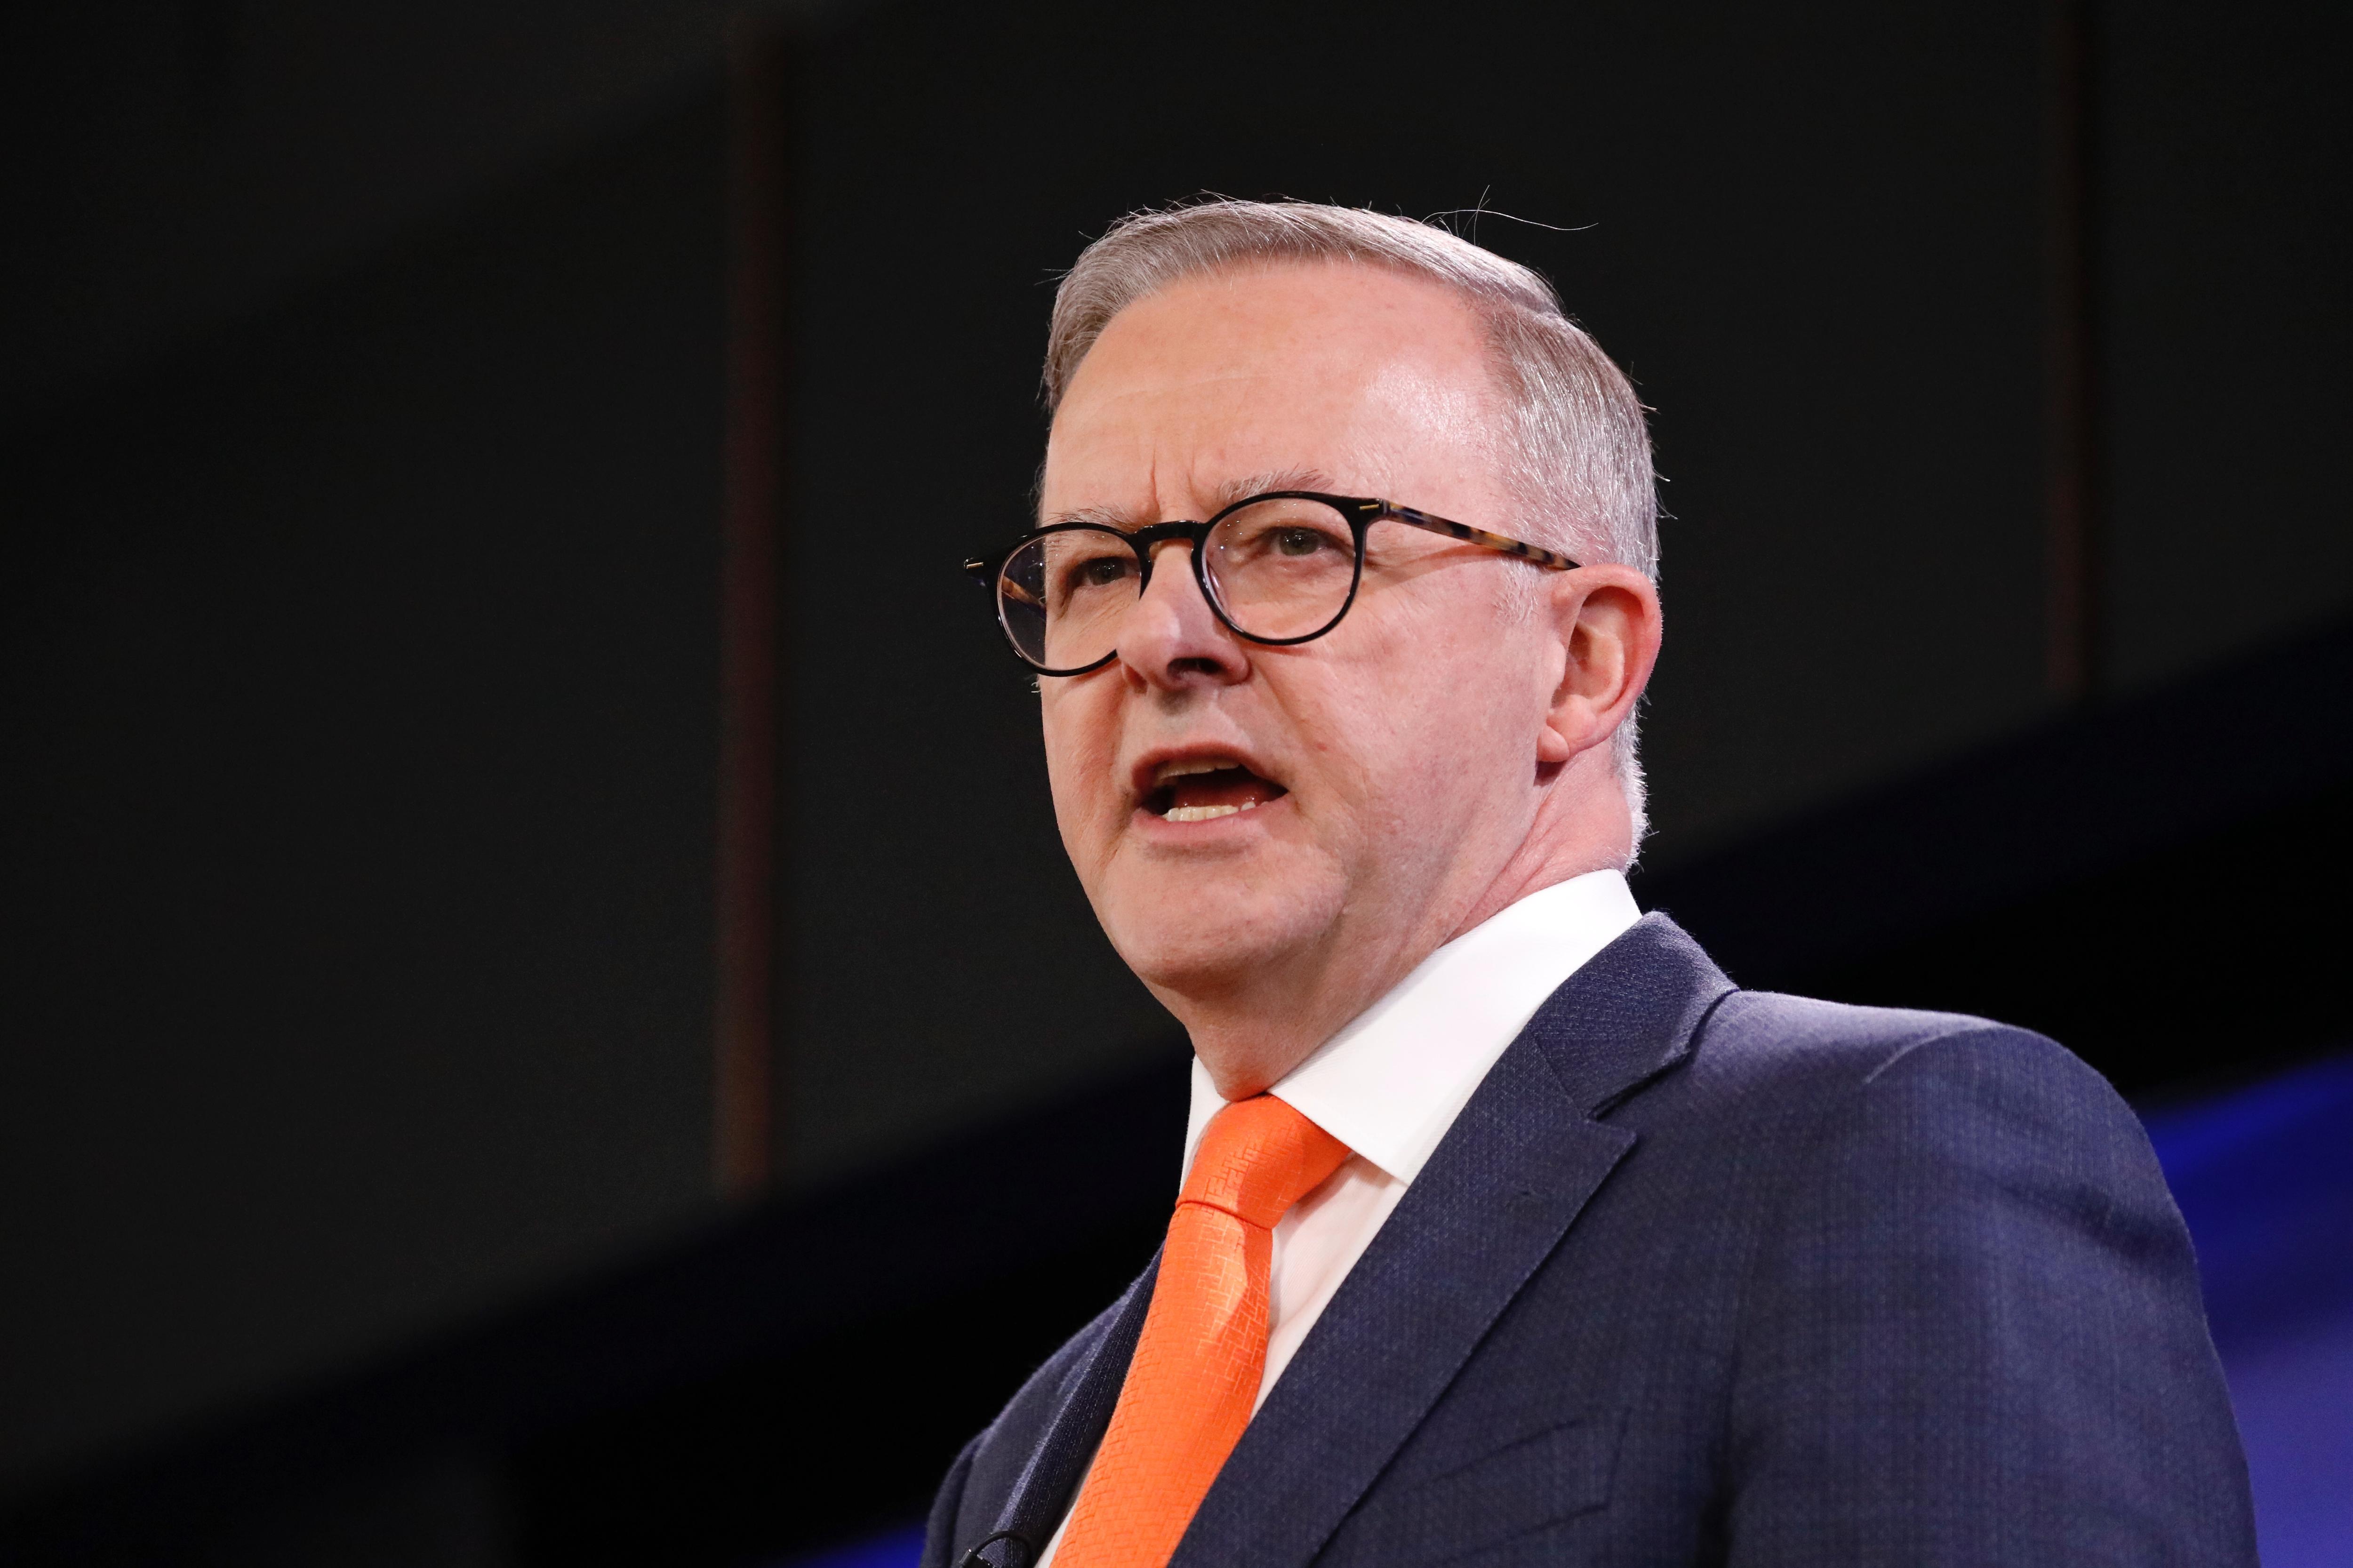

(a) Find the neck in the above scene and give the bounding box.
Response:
[1172,762,1631,1101]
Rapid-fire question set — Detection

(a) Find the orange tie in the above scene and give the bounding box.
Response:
[1055,1094,1352,1568]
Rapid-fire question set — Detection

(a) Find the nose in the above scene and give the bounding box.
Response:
[1117,538,1249,690]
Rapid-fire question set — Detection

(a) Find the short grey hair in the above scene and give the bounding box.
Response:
[1043,199,1660,850]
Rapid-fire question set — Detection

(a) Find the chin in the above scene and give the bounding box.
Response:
[1098,872,1337,1005]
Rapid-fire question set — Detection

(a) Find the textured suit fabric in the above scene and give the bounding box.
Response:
[925,915,2257,1568]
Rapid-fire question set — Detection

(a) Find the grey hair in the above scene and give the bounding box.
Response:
[1043,199,1660,852]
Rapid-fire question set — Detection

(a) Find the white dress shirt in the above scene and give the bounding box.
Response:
[1035,870,1643,1564]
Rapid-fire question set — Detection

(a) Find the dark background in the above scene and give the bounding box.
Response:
[0,0,2345,1563]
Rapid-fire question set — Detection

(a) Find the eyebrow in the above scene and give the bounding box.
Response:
[1041,466,1336,529]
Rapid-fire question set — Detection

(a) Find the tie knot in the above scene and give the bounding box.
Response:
[1181,1095,1351,1230]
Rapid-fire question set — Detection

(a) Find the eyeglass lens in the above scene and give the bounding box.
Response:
[997,496,1360,671]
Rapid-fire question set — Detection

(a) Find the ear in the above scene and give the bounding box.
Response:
[1536,564,1662,768]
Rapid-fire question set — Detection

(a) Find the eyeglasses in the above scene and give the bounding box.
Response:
[963,490,1579,676]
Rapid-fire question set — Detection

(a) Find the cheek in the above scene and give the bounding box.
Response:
[1297,609,1530,829]
[1277,669,1420,839]
[1040,687,1122,835]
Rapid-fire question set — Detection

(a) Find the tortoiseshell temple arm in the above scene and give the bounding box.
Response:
[1371,502,1581,572]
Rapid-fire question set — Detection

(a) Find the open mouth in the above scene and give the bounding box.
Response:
[1143,757,1289,823]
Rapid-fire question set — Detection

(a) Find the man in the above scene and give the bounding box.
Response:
[928,201,2253,1568]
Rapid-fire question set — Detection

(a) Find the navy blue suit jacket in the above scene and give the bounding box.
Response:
[924,915,2256,1566]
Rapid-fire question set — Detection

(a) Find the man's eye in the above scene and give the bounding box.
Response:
[1274,528,1329,557]
[1070,557,1130,588]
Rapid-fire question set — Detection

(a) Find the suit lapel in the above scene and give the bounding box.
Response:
[971,1253,1159,1566]
[1172,915,1733,1568]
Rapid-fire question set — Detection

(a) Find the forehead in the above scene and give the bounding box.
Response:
[1042,262,1504,516]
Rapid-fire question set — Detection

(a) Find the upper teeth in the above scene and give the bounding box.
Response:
[1156,758,1237,783]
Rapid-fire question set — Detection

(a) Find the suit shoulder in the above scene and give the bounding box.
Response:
[1611,989,2184,1272]
[1678,989,2128,1127]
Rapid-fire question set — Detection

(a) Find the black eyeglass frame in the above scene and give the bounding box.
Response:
[961,490,1581,676]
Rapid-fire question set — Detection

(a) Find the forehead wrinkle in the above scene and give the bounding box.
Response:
[1043,465,1338,530]
[1044,500,1146,528]
[1202,465,1333,512]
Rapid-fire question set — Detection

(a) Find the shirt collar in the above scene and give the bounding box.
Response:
[1182,869,1643,1186]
